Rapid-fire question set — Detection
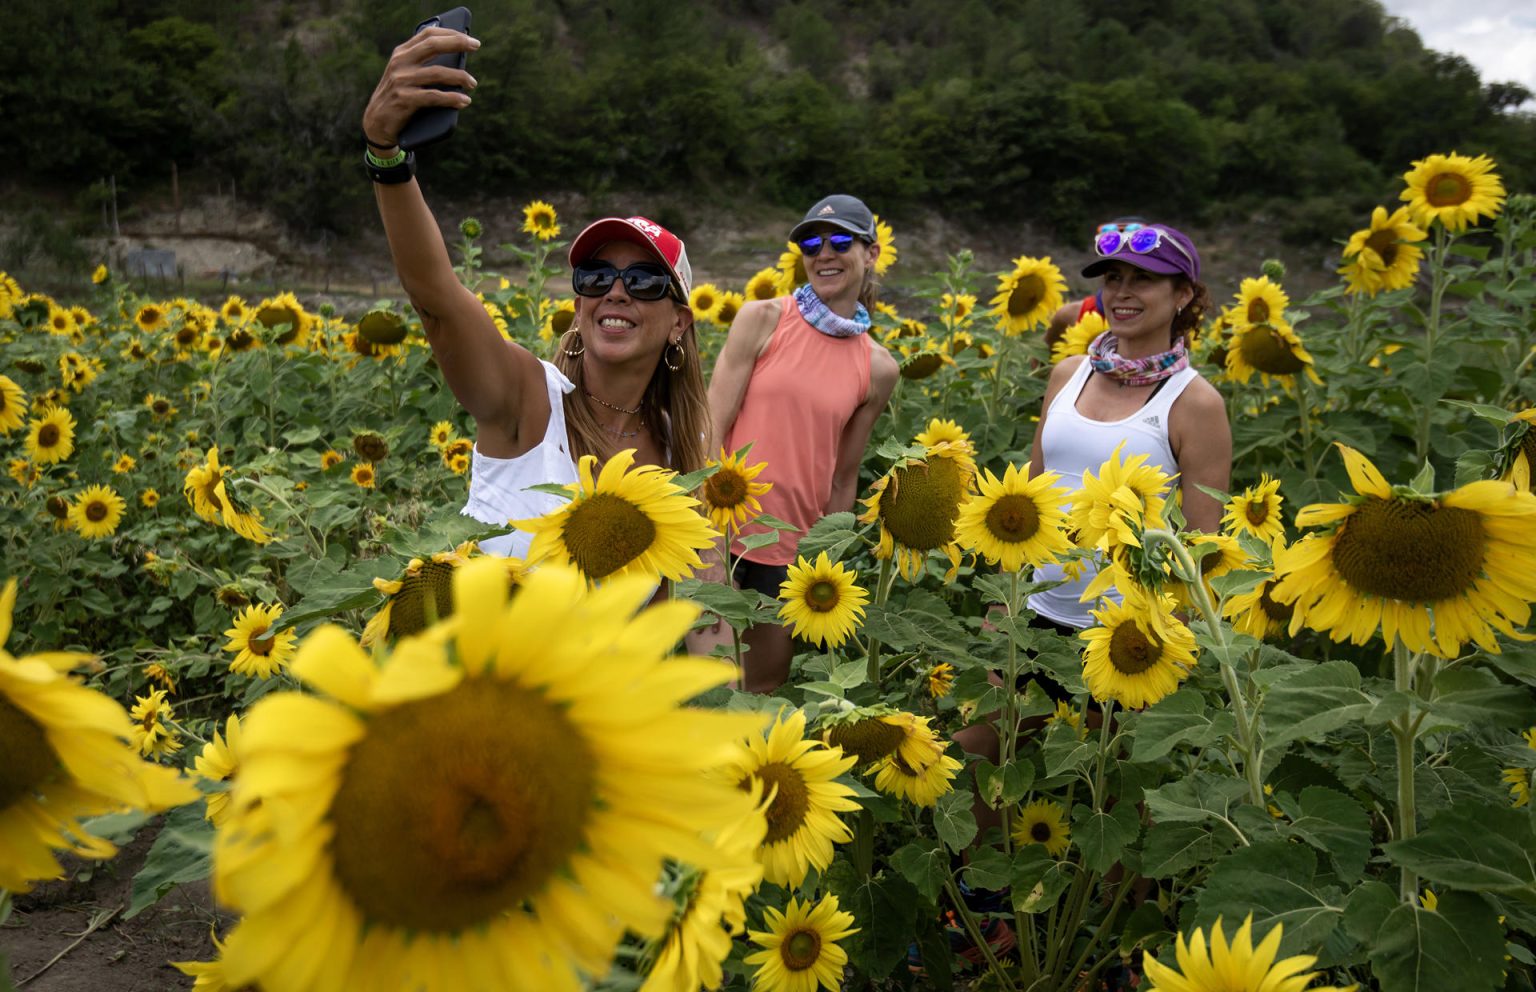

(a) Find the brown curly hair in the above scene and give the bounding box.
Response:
[1171,278,1211,346]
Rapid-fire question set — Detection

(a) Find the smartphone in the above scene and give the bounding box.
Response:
[396,6,473,152]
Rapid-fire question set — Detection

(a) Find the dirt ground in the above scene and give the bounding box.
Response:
[1,823,227,992]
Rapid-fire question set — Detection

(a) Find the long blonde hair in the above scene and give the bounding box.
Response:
[553,314,710,477]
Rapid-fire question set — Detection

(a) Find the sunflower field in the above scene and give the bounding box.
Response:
[2,153,1536,992]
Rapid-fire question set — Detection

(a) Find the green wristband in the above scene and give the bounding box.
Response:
[365,147,407,169]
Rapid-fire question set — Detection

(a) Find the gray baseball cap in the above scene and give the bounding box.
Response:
[789,194,877,243]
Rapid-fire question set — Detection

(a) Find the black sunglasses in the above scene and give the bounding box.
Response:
[797,233,861,256]
[571,261,679,302]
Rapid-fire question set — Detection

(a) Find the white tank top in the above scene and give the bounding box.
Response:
[461,360,578,559]
[1028,359,1199,629]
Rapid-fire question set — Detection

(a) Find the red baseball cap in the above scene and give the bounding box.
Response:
[568,217,693,301]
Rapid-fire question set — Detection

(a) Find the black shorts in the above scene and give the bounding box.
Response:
[736,559,790,601]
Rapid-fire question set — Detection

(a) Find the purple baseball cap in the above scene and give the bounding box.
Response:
[1082,223,1201,282]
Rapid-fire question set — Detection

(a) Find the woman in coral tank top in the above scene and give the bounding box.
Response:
[705,195,900,692]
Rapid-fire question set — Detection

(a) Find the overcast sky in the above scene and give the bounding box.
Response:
[1379,0,1536,106]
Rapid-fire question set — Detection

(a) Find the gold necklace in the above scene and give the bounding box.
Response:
[586,391,642,416]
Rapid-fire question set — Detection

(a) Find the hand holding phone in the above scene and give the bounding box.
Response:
[396,7,474,151]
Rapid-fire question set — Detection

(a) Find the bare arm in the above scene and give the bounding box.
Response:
[1029,355,1085,479]
[1168,378,1233,533]
[363,29,545,453]
[826,344,899,514]
[705,299,779,452]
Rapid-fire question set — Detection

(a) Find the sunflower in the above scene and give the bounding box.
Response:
[1068,441,1174,553]
[1499,409,1536,492]
[1271,444,1536,657]
[927,662,955,698]
[0,374,27,433]
[1143,915,1357,992]
[1400,151,1506,232]
[428,420,457,449]
[1503,727,1536,807]
[1011,798,1071,857]
[716,291,746,327]
[745,267,784,301]
[522,199,561,240]
[1176,532,1250,613]
[25,404,75,464]
[358,308,410,345]
[320,449,345,470]
[111,453,135,475]
[898,345,955,380]
[47,307,76,337]
[859,441,975,582]
[689,283,724,324]
[8,459,39,488]
[129,688,181,757]
[1223,318,1321,388]
[872,215,898,275]
[990,255,1067,335]
[724,708,858,887]
[541,298,576,342]
[519,449,718,585]
[193,714,241,827]
[448,451,470,475]
[1052,310,1108,363]
[822,709,941,771]
[135,303,169,334]
[1224,566,1295,641]
[353,431,390,462]
[253,291,310,347]
[211,559,763,992]
[67,485,125,540]
[1046,700,1085,736]
[359,542,475,647]
[173,930,239,992]
[144,662,175,693]
[350,463,376,489]
[91,263,109,284]
[1080,585,1197,710]
[702,447,772,534]
[776,242,808,293]
[224,604,297,678]
[1339,206,1427,296]
[871,746,961,807]
[956,463,1073,573]
[0,581,197,892]
[746,893,858,992]
[443,437,473,462]
[1223,475,1286,545]
[1233,276,1289,326]
[220,296,248,324]
[940,292,976,327]
[640,810,766,992]
[182,447,272,544]
[913,417,970,451]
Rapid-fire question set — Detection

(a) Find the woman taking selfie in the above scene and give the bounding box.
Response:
[705,194,900,691]
[361,26,709,557]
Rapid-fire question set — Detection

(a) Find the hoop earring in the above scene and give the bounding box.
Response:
[664,339,685,372]
[560,328,585,358]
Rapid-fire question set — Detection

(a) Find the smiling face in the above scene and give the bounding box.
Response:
[1098,261,1194,355]
[575,241,691,368]
[801,224,879,308]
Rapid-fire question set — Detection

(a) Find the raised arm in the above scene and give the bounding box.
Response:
[825,343,899,514]
[705,299,779,451]
[363,28,546,455]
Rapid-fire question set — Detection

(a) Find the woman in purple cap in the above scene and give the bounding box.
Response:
[1025,222,1231,627]
[361,27,709,557]
[704,194,901,691]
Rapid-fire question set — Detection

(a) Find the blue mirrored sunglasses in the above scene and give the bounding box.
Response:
[797,233,859,256]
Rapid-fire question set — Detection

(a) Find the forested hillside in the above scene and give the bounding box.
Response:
[4,0,1534,242]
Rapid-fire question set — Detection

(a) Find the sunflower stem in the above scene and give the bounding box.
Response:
[864,556,894,686]
[942,876,1021,992]
[1415,225,1451,462]
[1392,637,1421,901]
[1294,373,1319,488]
[238,477,325,559]
[852,808,874,880]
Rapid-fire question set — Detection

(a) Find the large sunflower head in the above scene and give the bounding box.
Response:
[25,405,76,465]
[518,450,718,585]
[989,255,1067,335]
[1144,915,1356,992]
[777,552,869,648]
[223,603,297,678]
[0,579,197,892]
[744,267,783,302]
[135,302,169,334]
[1339,205,1427,297]
[955,462,1073,573]
[1224,562,1295,642]
[67,485,125,540]
[745,894,859,992]
[1011,798,1071,857]
[724,708,859,887]
[1068,441,1174,553]
[689,283,724,324]
[0,374,29,434]
[253,291,311,347]
[1222,474,1286,545]
[1271,444,1536,657]
[1233,276,1289,326]
[1223,318,1320,388]
[210,559,766,992]
[715,290,745,328]
[1079,584,1197,710]
[702,447,772,534]
[1052,310,1108,364]
[775,242,808,294]
[870,745,961,808]
[359,542,475,647]
[1400,151,1506,232]
[858,449,973,582]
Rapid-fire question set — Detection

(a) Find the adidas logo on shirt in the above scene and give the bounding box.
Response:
[1142,414,1161,427]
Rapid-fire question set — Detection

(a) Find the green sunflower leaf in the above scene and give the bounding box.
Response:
[1071,801,1140,874]
[1261,661,1374,746]
[889,842,949,904]
[1384,805,1536,900]
[822,861,921,978]
[933,789,979,852]
[1194,841,1345,959]
[1368,891,1505,992]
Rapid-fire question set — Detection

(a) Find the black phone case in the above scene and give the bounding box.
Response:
[396,6,473,152]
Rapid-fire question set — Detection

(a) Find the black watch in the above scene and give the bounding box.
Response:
[365,149,416,185]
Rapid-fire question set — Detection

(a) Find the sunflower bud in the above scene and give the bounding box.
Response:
[1260,258,1287,281]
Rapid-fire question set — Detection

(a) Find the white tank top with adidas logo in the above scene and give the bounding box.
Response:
[1028,358,1199,629]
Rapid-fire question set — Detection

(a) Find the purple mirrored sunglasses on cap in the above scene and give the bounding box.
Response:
[1094,226,1195,266]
